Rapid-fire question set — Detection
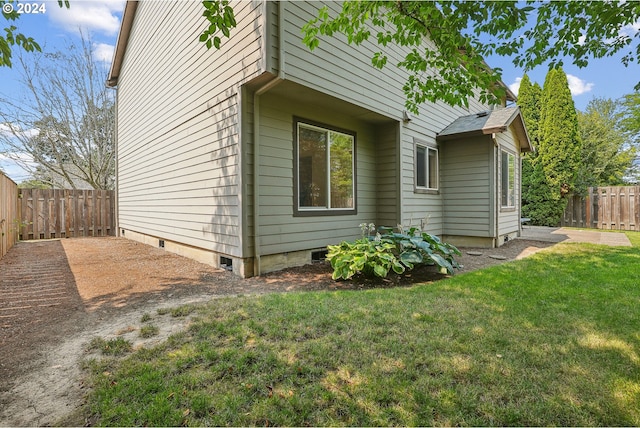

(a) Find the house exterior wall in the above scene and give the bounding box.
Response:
[440,136,494,242]
[496,127,522,243]
[253,90,397,264]
[116,0,265,270]
[112,0,522,275]
[376,122,400,228]
[277,1,492,236]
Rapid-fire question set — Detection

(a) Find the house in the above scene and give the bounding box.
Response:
[107,1,533,277]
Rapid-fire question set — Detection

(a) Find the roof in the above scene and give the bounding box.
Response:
[436,106,533,152]
[107,1,138,87]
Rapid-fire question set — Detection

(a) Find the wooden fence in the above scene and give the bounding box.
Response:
[0,172,20,258]
[562,186,640,231]
[18,189,115,240]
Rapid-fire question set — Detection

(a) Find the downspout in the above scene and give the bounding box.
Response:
[252,1,285,276]
[493,134,499,247]
[107,85,119,236]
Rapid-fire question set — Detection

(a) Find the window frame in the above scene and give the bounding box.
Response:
[501,149,516,209]
[414,139,439,194]
[293,117,357,217]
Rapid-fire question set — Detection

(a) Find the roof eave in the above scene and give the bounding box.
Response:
[107,1,139,88]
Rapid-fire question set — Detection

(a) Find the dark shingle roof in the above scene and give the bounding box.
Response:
[437,107,533,152]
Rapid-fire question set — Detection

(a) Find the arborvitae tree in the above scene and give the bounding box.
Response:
[533,67,582,225]
[518,74,553,225]
[517,75,542,147]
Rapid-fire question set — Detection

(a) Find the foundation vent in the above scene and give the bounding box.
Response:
[311,249,328,261]
[220,256,233,271]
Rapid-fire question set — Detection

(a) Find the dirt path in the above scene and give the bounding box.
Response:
[0,236,556,426]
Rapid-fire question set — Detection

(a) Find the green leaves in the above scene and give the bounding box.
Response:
[326,224,461,281]
[1,0,70,67]
[1,20,41,67]
[200,0,237,51]
[298,1,640,113]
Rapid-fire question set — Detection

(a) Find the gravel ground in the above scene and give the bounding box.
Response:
[0,236,555,426]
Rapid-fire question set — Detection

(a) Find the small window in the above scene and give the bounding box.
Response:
[294,118,356,215]
[415,143,438,190]
[501,150,515,208]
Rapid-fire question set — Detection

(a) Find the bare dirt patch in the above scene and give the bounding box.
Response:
[0,236,555,426]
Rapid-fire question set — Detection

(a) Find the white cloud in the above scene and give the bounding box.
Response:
[0,153,35,182]
[0,123,39,139]
[508,77,522,96]
[619,20,640,38]
[566,74,594,96]
[48,1,125,36]
[93,43,115,63]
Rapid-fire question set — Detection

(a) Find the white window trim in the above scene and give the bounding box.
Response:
[501,149,516,209]
[294,118,357,216]
[414,140,439,193]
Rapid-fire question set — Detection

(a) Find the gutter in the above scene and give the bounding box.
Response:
[107,1,138,87]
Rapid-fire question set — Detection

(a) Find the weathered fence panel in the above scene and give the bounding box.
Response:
[561,188,599,229]
[597,186,640,231]
[562,186,640,231]
[0,172,20,258]
[19,189,115,240]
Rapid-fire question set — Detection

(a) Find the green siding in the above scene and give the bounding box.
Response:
[253,91,398,256]
[441,136,493,237]
[117,1,265,257]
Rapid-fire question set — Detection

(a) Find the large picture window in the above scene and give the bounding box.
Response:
[415,142,438,190]
[501,150,515,208]
[295,119,356,215]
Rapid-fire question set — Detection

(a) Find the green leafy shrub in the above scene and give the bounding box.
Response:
[326,223,461,280]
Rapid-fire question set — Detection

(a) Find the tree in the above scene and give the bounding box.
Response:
[619,92,640,182]
[620,92,640,146]
[201,1,640,113]
[518,74,550,225]
[0,35,114,189]
[1,0,69,67]
[17,179,51,189]
[577,98,635,188]
[539,67,582,194]
[527,68,581,225]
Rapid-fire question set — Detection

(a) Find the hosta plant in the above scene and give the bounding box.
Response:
[326,224,461,280]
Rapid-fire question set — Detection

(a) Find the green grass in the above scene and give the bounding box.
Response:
[83,232,640,426]
[157,304,197,318]
[88,337,133,357]
[139,325,160,338]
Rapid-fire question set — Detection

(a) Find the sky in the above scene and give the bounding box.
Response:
[1,1,639,183]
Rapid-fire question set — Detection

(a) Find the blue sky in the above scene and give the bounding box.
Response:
[0,0,125,182]
[1,1,639,182]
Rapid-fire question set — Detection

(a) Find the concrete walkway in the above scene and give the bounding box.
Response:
[521,226,632,246]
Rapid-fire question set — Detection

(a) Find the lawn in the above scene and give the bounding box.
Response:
[82,232,640,426]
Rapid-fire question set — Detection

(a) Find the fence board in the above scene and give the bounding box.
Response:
[0,172,20,259]
[597,186,640,231]
[564,186,640,231]
[561,191,599,229]
[18,189,115,240]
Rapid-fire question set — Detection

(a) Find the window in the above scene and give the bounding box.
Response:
[501,150,515,208]
[415,142,438,190]
[294,119,356,215]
